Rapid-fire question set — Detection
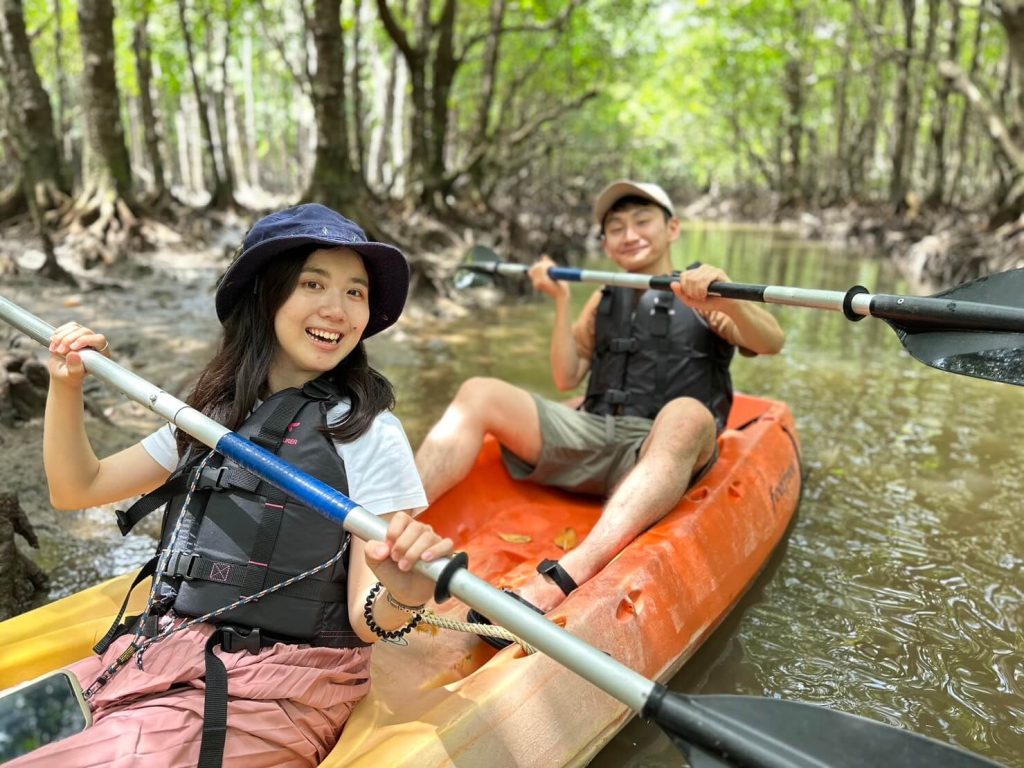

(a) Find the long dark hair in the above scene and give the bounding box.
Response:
[176,246,396,457]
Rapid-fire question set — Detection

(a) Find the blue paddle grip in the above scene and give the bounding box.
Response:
[215,432,357,525]
[548,267,582,282]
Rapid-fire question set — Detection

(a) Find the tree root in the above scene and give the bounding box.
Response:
[59,185,145,268]
[0,493,49,621]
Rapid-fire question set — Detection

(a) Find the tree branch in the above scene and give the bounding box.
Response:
[375,0,418,63]
[459,0,586,59]
[939,58,1024,171]
[253,0,310,96]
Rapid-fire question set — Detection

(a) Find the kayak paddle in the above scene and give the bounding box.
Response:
[0,294,1004,768]
[455,245,1024,387]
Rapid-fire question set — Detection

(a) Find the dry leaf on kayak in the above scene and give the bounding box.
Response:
[554,527,578,551]
[497,532,532,544]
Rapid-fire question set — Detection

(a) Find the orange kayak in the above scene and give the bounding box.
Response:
[0,393,800,767]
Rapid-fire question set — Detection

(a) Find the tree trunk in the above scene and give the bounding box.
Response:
[950,11,985,204]
[366,0,395,191]
[474,0,507,147]
[212,0,237,206]
[350,0,368,185]
[0,0,67,218]
[889,0,915,208]
[825,22,853,206]
[53,0,70,170]
[303,0,361,212]
[426,0,458,208]
[375,0,443,207]
[241,31,258,191]
[77,0,134,200]
[849,0,888,200]
[926,0,958,206]
[132,10,169,202]
[176,0,232,209]
[782,50,805,207]
[62,0,139,266]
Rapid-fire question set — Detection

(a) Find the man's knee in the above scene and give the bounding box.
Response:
[453,376,502,409]
[452,377,535,432]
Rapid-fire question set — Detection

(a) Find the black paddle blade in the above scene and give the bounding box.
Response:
[894,269,1024,387]
[453,245,501,289]
[648,690,1004,768]
[894,327,1024,386]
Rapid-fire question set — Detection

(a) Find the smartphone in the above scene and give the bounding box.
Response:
[0,670,92,761]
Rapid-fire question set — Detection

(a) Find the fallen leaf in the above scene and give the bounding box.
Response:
[63,296,82,307]
[554,527,578,551]
[497,532,532,544]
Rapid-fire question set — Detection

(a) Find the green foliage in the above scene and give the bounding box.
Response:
[3,0,1015,212]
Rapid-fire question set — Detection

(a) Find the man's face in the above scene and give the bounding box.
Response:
[601,203,680,274]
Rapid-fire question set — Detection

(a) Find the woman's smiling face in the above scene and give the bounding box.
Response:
[268,247,370,392]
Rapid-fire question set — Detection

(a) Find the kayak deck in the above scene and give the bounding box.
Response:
[0,393,801,768]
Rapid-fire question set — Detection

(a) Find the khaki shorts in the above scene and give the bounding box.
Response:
[500,395,655,496]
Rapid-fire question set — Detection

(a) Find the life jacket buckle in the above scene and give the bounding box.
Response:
[605,389,628,405]
[194,465,228,491]
[166,551,200,579]
[218,626,263,655]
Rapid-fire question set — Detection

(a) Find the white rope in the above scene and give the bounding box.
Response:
[417,610,538,653]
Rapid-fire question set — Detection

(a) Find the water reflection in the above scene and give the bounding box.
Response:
[384,225,1024,768]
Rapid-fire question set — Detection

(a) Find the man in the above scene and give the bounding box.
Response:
[415,180,784,612]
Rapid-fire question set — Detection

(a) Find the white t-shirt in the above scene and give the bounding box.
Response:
[141,402,427,516]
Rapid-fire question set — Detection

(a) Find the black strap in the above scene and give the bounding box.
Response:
[536,559,579,596]
[199,626,277,767]
[653,298,672,420]
[116,468,194,535]
[240,501,286,597]
[198,632,230,768]
[115,451,229,536]
[93,557,158,655]
[161,552,346,602]
[252,390,306,450]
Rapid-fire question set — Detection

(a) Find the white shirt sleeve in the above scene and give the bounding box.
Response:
[141,423,179,472]
[140,407,426,517]
[329,404,427,516]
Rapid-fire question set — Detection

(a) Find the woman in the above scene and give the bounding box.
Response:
[10,204,451,767]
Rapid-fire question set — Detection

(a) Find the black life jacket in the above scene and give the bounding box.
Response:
[108,377,368,650]
[582,285,735,430]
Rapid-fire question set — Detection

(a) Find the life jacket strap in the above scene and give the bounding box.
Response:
[93,557,158,655]
[198,622,325,768]
[162,551,347,603]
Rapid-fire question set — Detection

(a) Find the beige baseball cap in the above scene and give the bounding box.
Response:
[592,180,676,227]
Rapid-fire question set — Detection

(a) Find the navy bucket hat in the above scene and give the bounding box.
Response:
[215,203,410,338]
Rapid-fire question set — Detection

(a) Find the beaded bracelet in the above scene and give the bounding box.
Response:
[386,590,426,614]
[362,582,423,641]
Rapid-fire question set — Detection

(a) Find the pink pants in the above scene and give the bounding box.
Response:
[7,620,372,768]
